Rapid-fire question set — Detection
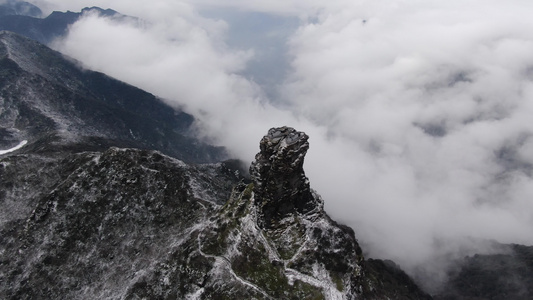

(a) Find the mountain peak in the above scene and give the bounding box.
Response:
[0,0,42,18]
[81,7,120,17]
[250,126,321,229]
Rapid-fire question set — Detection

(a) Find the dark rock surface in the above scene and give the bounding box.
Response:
[0,148,242,299]
[365,259,433,300]
[250,126,320,229]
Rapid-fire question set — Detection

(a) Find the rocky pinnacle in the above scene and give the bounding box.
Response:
[250,126,319,229]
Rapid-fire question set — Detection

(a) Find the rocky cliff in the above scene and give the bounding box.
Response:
[250,127,320,229]
[1,125,431,299]
[0,147,242,299]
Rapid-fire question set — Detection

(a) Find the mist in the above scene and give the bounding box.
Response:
[33,0,533,290]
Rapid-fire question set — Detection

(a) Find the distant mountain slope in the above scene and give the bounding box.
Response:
[0,5,122,45]
[435,244,533,300]
[0,30,225,163]
[0,0,42,18]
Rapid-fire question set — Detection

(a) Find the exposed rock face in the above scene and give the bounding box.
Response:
[194,127,367,299]
[250,126,320,229]
[0,124,431,300]
[0,148,243,299]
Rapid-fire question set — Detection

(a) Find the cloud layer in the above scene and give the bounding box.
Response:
[281,0,533,286]
[36,0,533,289]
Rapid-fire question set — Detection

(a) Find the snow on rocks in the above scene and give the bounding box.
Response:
[0,139,27,155]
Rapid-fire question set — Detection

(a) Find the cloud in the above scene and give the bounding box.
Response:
[37,0,533,290]
[281,0,533,286]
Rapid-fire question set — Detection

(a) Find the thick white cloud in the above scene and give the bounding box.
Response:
[34,0,533,290]
[281,0,533,285]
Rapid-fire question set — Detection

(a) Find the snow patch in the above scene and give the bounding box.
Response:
[286,265,345,300]
[0,140,27,155]
[185,287,205,300]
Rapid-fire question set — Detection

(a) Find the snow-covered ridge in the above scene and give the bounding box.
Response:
[0,139,27,155]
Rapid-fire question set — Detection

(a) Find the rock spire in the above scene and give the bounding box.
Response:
[250,126,320,229]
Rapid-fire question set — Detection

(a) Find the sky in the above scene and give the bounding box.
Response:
[31,0,533,290]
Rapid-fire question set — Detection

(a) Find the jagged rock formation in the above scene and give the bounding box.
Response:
[117,126,431,300]
[250,126,319,229]
[1,126,431,299]
[194,124,365,298]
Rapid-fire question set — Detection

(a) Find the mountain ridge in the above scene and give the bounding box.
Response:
[0,0,42,18]
[0,5,127,45]
[0,30,225,163]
